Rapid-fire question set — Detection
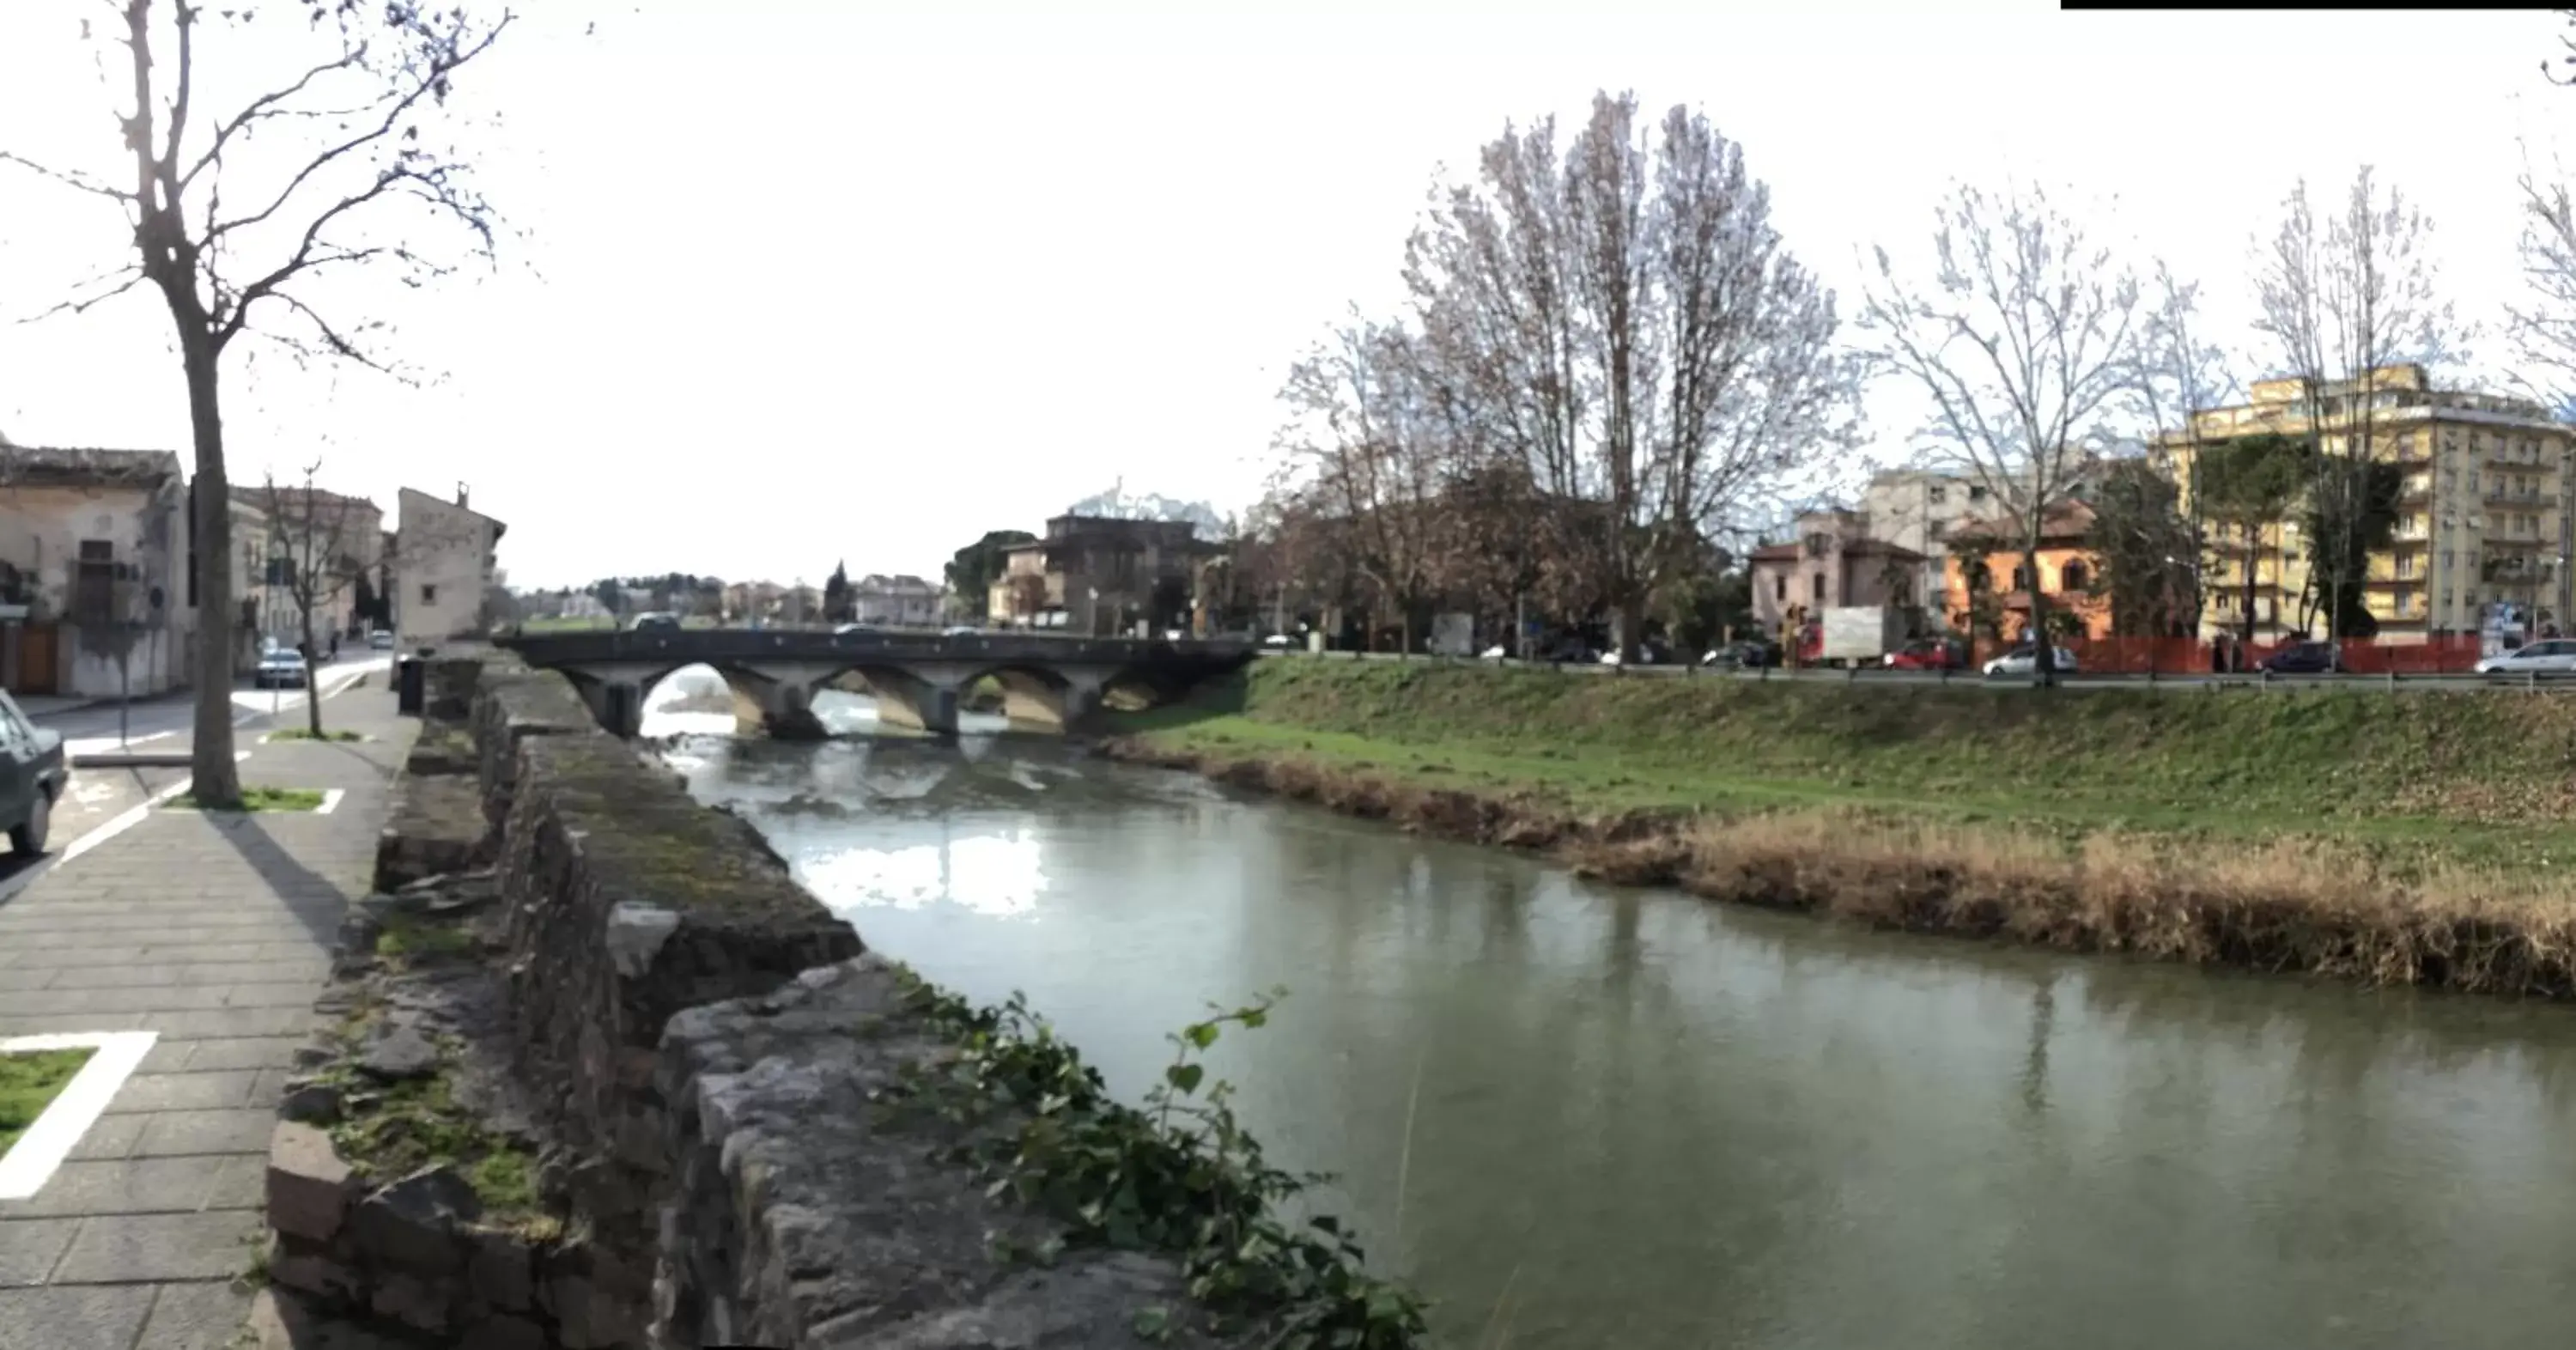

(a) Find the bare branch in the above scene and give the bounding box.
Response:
[16,269,149,325]
[0,149,131,203]
[178,47,367,192]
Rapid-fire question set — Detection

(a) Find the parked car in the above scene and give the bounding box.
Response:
[834,623,881,636]
[629,612,682,633]
[2476,638,2576,676]
[1983,644,2081,678]
[2260,641,2348,675]
[1261,633,1297,649]
[1884,640,1965,671]
[255,648,309,689]
[368,629,395,651]
[1702,640,1781,670]
[948,625,984,637]
[0,690,65,855]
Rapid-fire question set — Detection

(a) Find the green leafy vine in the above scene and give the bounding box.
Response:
[884,968,1429,1348]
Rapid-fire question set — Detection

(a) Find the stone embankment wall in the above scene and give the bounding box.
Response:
[298,648,1217,1349]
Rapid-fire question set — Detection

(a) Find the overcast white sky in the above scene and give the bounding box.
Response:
[2,0,2572,589]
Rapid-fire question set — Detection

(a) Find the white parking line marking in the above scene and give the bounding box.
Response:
[0,1031,161,1200]
[316,789,345,815]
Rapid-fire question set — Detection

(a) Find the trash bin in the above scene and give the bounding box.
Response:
[396,656,424,715]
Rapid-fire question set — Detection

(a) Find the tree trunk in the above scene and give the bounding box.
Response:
[2241,521,2259,652]
[303,604,325,739]
[183,333,243,806]
[2024,539,2055,686]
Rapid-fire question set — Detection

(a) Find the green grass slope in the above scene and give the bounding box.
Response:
[1121,660,2576,868]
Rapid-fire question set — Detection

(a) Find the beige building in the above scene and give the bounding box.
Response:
[232,484,385,649]
[2158,365,2574,642]
[851,574,941,627]
[392,484,507,648]
[1747,507,1929,638]
[0,446,197,697]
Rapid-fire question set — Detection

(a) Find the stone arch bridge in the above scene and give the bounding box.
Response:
[495,628,1255,739]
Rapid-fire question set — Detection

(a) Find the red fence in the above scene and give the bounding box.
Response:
[2063,634,2485,676]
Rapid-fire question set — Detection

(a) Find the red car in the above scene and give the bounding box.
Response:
[1883,641,1965,671]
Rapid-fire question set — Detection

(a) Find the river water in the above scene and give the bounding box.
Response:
[644,678,2576,1350]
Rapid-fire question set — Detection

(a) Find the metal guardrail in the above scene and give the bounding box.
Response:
[1250,648,2576,692]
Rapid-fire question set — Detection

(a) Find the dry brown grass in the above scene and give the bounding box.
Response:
[1108,739,2576,1000]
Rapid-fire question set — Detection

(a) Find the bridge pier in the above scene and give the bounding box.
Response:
[873,679,960,737]
[578,679,645,739]
[749,680,829,742]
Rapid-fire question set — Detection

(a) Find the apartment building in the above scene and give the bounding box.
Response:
[1857,468,1993,604]
[2158,365,2574,642]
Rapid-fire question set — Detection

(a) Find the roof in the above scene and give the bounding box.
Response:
[854,573,939,593]
[232,483,380,516]
[1747,538,1926,563]
[0,446,183,490]
[1956,500,2099,544]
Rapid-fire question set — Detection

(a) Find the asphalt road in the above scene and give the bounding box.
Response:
[1267,650,2573,692]
[32,656,390,758]
[0,658,392,896]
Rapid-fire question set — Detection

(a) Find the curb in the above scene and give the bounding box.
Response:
[70,751,194,769]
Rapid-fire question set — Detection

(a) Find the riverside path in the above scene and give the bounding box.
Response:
[0,678,414,1350]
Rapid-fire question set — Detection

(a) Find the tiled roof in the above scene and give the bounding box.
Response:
[0,446,182,490]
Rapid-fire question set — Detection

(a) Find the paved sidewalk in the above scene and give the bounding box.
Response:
[0,683,416,1350]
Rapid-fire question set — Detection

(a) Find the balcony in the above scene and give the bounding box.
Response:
[2364,575,2427,590]
[2484,487,2547,507]
[2397,477,2433,504]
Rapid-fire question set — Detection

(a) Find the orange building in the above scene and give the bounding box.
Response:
[1941,502,2112,644]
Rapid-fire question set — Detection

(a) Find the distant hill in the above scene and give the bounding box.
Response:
[1064,483,1227,536]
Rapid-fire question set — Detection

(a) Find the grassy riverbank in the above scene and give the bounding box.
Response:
[1106,660,2576,996]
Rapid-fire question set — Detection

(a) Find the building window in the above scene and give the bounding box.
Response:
[2012,564,2032,592]
[1929,485,1947,504]
[1810,574,1826,602]
[75,540,115,625]
[1969,485,1990,502]
[420,583,439,605]
[1773,575,1786,602]
[2059,560,2089,592]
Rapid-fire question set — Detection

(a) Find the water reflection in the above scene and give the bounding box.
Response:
[671,730,2576,1350]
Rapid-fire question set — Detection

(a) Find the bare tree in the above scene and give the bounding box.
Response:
[1403,94,1857,660]
[2510,149,2576,408]
[2129,262,2240,638]
[1273,314,1456,653]
[1859,181,2142,683]
[0,2,510,805]
[259,465,365,737]
[2251,168,2454,641]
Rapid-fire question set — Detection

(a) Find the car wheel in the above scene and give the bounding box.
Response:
[11,787,52,856]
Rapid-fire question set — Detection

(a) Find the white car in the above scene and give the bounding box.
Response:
[1983,645,2080,678]
[2475,638,2576,676]
[254,648,309,690]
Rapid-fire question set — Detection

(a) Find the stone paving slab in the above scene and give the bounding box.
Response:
[0,685,418,1348]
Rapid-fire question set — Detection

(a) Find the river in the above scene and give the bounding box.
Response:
[643,676,2576,1349]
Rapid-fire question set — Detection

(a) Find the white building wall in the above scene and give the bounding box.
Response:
[0,480,198,696]
[393,488,505,648]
